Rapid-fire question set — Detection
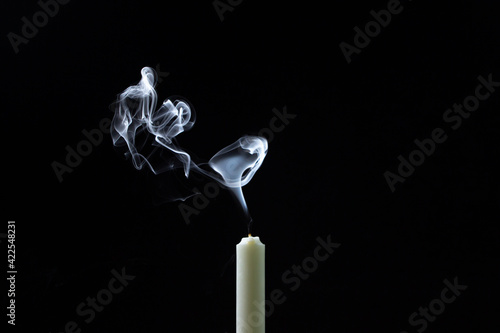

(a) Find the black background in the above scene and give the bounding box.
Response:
[2,0,499,332]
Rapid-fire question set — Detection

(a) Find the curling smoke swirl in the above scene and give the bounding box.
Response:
[112,67,268,216]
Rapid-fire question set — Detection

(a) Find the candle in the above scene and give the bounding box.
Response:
[237,234,265,333]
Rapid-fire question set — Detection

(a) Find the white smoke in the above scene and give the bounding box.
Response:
[112,67,268,217]
[209,136,268,214]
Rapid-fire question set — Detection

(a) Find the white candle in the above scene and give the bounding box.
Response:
[236,235,265,333]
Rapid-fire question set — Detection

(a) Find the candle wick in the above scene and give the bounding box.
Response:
[247,217,253,236]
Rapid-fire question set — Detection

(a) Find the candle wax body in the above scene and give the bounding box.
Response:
[236,236,265,333]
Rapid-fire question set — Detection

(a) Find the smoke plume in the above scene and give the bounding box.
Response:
[112,67,268,219]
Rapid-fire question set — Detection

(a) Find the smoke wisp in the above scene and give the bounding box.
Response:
[112,67,268,218]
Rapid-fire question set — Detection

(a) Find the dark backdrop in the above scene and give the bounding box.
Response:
[3,0,499,332]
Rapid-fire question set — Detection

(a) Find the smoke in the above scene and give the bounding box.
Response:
[209,136,268,214]
[112,67,268,218]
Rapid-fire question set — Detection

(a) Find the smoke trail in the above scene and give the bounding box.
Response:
[112,67,268,217]
[111,67,195,176]
[209,136,268,215]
